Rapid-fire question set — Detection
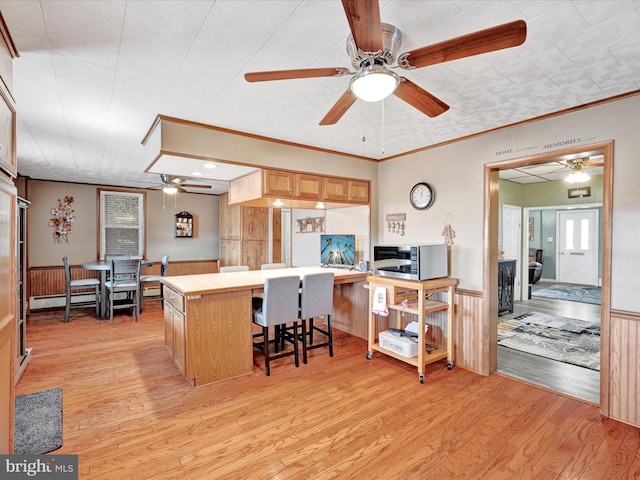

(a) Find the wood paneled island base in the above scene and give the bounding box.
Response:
[161,266,368,386]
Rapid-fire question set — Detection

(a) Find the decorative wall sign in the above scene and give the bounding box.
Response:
[568,186,591,199]
[175,211,193,237]
[386,213,406,236]
[49,195,75,243]
[296,216,325,233]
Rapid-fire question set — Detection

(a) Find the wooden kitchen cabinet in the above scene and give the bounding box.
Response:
[219,193,271,270]
[323,177,349,201]
[163,285,186,375]
[348,179,369,203]
[296,173,323,200]
[323,177,369,204]
[263,169,295,197]
[0,89,15,178]
[228,168,369,208]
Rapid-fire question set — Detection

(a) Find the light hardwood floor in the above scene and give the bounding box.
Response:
[497,282,601,404]
[16,302,639,479]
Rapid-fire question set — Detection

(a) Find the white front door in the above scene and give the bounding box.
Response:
[502,205,521,300]
[557,209,599,286]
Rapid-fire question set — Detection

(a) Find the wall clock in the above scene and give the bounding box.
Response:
[409,182,435,210]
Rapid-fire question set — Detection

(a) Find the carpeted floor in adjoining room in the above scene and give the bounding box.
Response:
[498,311,600,371]
[531,283,601,305]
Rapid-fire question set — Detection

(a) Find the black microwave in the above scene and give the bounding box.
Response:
[373,244,448,281]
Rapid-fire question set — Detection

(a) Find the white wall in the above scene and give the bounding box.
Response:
[377,94,640,312]
[290,205,370,266]
[291,209,323,266]
[27,180,219,266]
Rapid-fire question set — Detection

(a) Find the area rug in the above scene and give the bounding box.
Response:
[498,311,600,371]
[532,284,601,305]
[14,387,63,454]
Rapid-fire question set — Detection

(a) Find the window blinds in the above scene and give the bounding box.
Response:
[99,191,144,260]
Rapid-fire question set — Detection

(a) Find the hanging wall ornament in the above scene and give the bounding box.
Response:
[442,212,456,246]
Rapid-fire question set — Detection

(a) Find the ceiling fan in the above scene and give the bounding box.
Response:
[244,0,527,125]
[562,156,604,183]
[157,174,213,194]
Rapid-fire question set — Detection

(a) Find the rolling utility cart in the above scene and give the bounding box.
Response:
[366,275,458,383]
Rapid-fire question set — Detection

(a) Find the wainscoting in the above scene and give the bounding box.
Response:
[27,259,219,310]
[609,309,640,427]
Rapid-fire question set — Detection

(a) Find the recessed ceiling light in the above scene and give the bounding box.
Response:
[192,171,203,176]
[203,163,216,169]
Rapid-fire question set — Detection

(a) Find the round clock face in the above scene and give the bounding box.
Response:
[409,182,434,210]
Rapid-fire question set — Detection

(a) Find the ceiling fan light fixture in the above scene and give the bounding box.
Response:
[350,64,399,102]
[162,185,178,194]
[565,160,590,183]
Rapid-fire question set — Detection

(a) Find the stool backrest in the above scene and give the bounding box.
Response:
[255,275,300,327]
[300,272,334,319]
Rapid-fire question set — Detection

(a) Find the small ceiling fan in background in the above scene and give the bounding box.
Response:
[157,174,213,194]
[563,156,604,183]
[244,0,527,125]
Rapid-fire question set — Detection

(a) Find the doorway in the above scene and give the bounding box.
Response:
[485,140,612,415]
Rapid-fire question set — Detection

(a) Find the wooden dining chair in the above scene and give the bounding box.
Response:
[252,275,301,376]
[139,254,169,311]
[104,258,141,325]
[63,256,101,323]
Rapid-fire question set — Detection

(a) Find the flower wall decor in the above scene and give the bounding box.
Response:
[49,195,75,243]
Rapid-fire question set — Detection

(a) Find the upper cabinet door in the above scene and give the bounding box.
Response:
[348,180,369,203]
[323,177,349,202]
[296,174,322,200]
[0,88,15,178]
[263,169,295,197]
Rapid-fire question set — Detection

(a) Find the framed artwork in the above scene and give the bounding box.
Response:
[528,217,534,241]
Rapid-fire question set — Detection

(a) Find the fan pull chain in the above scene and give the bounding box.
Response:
[381,99,385,155]
[362,100,366,143]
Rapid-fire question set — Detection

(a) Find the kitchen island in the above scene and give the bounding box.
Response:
[161,266,368,386]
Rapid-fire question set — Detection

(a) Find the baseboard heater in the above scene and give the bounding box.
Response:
[29,287,161,310]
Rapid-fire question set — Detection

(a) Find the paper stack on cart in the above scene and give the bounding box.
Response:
[404,321,428,334]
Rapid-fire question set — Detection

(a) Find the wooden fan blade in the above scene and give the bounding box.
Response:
[393,78,449,118]
[341,0,382,52]
[244,68,349,82]
[398,20,527,70]
[179,184,212,189]
[319,90,358,125]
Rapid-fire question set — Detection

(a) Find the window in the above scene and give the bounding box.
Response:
[99,190,145,260]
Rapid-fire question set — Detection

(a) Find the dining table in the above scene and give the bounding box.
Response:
[81,259,153,319]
